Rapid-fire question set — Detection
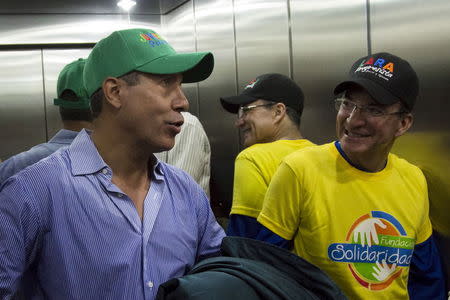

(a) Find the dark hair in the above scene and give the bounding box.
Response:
[285,106,301,128]
[399,102,411,114]
[59,90,93,122]
[90,71,143,119]
[262,100,302,128]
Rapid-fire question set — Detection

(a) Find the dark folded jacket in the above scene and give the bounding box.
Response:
[156,236,347,300]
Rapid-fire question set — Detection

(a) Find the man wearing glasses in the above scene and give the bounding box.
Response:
[257,53,445,298]
[220,73,314,238]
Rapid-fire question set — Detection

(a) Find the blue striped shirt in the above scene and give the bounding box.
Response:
[0,130,225,299]
[0,129,78,185]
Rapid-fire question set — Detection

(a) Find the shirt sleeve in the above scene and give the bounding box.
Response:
[255,225,291,249]
[226,214,264,239]
[0,155,25,185]
[166,114,211,197]
[231,155,267,218]
[408,169,446,299]
[415,172,433,244]
[0,178,42,297]
[195,183,225,261]
[408,235,446,299]
[257,160,303,240]
[0,145,54,185]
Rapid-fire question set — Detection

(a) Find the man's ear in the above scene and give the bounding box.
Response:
[102,77,124,109]
[273,103,286,123]
[395,113,413,137]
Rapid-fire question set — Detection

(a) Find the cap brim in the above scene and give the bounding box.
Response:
[334,78,399,106]
[220,94,258,114]
[54,98,91,109]
[136,52,214,83]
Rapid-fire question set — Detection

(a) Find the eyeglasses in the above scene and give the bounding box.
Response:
[334,98,407,118]
[237,103,275,119]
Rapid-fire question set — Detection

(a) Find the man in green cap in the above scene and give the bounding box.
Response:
[0,58,93,185]
[0,28,225,300]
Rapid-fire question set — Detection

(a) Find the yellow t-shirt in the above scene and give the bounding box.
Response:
[258,142,432,299]
[231,139,315,218]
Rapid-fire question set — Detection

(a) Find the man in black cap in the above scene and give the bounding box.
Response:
[257,53,445,299]
[220,73,314,239]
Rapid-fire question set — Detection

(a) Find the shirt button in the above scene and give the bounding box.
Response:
[147,281,154,288]
[117,193,123,198]
[102,169,108,174]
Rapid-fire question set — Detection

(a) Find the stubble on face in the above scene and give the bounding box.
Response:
[119,73,187,153]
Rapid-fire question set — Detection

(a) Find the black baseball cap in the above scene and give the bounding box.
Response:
[220,73,304,114]
[334,52,419,111]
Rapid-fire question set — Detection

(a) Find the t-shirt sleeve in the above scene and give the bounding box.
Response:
[257,160,303,240]
[415,172,433,244]
[231,155,267,218]
[408,235,446,299]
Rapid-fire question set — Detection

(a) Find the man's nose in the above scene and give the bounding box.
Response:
[173,87,189,112]
[346,105,366,125]
[234,117,244,128]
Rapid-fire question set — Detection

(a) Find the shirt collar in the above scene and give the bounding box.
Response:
[334,141,387,173]
[48,129,79,144]
[151,155,165,179]
[69,129,166,178]
[69,129,108,176]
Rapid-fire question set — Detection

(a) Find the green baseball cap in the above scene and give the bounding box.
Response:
[83,28,215,97]
[53,58,91,109]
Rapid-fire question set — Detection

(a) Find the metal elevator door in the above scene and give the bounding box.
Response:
[0,48,91,161]
[0,50,46,160]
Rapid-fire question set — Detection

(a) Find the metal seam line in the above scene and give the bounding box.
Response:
[192,0,201,117]
[40,49,49,141]
[231,0,242,150]
[287,0,294,79]
[366,0,372,56]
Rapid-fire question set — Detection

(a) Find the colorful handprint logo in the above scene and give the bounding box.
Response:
[328,211,415,290]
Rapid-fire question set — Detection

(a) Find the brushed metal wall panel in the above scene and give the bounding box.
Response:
[195,0,238,213]
[291,0,367,144]
[161,1,199,115]
[371,0,450,274]
[0,14,161,45]
[234,0,290,90]
[42,49,93,138]
[371,0,450,132]
[0,13,161,162]
[160,0,191,14]
[0,51,46,160]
